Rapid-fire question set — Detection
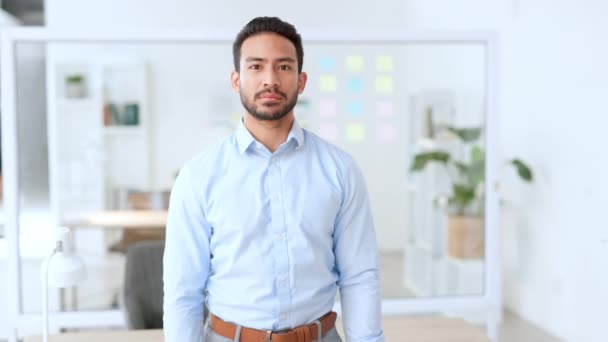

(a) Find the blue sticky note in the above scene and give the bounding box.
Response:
[347,101,364,117]
[320,56,337,72]
[347,77,364,92]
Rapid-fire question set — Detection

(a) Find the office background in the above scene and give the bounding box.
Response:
[1,1,607,342]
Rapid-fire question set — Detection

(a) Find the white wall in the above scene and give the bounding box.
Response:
[404,0,608,341]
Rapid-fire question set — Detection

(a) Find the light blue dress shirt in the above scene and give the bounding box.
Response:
[163,119,384,342]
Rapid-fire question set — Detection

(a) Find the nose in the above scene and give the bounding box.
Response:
[263,69,280,88]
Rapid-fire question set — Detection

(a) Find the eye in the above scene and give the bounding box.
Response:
[249,64,261,70]
[278,65,292,71]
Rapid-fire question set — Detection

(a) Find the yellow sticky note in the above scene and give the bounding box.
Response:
[319,75,337,92]
[375,76,394,93]
[346,56,364,72]
[376,56,394,72]
[346,123,365,142]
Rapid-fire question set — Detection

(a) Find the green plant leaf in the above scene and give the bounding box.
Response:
[446,126,482,142]
[471,146,485,162]
[454,157,484,187]
[510,159,533,182]
[450,184,476,214]
[410,151,450,171]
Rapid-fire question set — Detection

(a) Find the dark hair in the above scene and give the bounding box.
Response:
[233,17,304,73]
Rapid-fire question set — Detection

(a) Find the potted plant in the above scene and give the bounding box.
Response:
[410,126,533,259]
[64,74,87,98]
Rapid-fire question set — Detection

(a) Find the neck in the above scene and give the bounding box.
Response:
[243,112,295,153]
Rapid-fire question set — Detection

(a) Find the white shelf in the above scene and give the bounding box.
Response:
[103,126,143,135]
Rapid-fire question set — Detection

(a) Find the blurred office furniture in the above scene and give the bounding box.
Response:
[109,190,169,254]
[62,210,167,229]
[47,58,151,257]
[123,241,165,329]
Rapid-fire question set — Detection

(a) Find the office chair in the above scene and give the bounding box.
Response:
[123,240,165,329]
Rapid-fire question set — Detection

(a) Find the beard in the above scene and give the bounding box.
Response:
[240,87,299,121]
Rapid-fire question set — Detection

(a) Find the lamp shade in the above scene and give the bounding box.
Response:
[41,252,86,288]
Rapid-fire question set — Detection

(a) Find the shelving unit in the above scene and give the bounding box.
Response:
[46,51,151,256]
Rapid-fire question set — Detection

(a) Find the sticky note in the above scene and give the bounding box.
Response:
[319,123,338,141]
[320,75,337,92]
[346,123,365,142]
[347,77,364,92]
[378,124,398,144]
[375,76,394,93]
[376,101,394,118]
[346,56,364,72]
[347,101,364,117]
[320,56,337,72]
[376,56,394,72]
[319,99,338,118]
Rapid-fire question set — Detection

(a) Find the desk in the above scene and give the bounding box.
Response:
[25,316,490,341]
[59,210,167,310]
[62,210,168,229]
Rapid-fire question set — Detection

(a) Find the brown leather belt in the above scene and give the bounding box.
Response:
[209,311,337,342]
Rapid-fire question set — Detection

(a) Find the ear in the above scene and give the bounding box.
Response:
[297,71,308,94]
[230,70,240,92]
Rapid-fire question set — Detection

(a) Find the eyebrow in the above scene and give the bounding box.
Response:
[245,57,296,63]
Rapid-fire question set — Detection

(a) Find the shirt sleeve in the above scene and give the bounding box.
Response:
[163,165,212,342]
[334,157,385,342]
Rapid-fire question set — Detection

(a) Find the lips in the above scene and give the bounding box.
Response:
[256,90,285,101]
[259,95,282,100]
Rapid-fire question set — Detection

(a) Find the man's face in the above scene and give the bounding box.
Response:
[231,33,307,121]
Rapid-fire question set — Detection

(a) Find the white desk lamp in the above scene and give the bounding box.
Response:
[40,227,86,342]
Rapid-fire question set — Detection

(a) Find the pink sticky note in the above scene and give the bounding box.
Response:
[319,123,339,141]
[376,101,394,118]
[378,124,398,144]
[319,100,338,118]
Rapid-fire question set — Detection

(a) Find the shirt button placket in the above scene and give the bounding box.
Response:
[267,157,290,325]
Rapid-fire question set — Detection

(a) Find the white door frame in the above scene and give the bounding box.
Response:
[1,28,500,341]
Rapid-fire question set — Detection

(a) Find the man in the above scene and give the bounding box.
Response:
[163,17,385,342]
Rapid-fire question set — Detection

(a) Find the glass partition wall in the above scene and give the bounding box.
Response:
[1,30,499,341]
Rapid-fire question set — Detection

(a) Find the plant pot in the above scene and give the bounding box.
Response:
[447,215,484,259]
[65,82,87,98]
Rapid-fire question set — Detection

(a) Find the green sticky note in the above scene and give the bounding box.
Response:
[375,76,394,93]
[376,56,394,72]
[346,123,365,142]
[346,56,364,72]
[319,75,337,92]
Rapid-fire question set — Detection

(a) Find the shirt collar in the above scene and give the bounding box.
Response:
[236,118,305,154]
[236,119,256,154]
